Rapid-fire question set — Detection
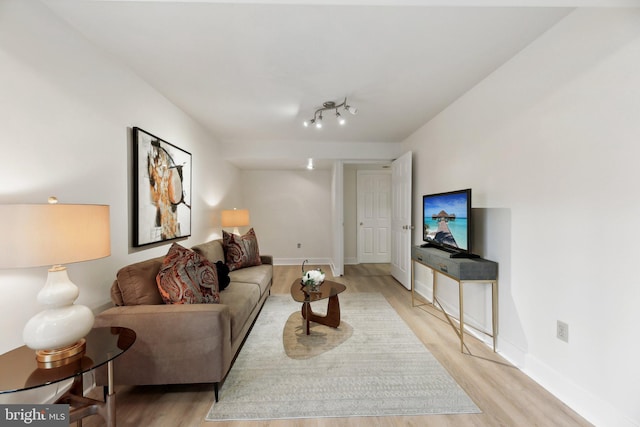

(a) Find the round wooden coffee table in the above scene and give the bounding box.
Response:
[290,279,347,335]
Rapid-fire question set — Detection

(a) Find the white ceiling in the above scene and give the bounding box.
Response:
[41,1,594,168]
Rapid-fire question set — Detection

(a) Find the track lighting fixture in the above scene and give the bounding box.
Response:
[303,98,357,128]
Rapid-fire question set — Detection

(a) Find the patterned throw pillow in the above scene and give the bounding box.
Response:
[223,228,262,271]
[156,243,220,304]
[197,257,221,301]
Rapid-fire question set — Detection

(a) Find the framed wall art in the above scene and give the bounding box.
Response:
[133,127,192,247]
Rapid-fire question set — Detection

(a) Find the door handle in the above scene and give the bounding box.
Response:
[360,222,363,226]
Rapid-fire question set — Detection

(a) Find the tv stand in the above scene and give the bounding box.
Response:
[449,252,480,259]
[419,243,480,259]
[411,245,498,353]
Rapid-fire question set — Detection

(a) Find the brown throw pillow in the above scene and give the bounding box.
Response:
[156,243,220,304]
[223,228,262,271]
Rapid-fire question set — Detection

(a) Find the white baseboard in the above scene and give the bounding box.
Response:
[494,336,526,369]
[413,279,433,303]
[416,279,635,426]
[329,263,342,277]
[522,355,637,427]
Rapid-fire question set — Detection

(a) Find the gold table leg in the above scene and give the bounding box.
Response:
[61,359,117,426]
[410,259,498,354]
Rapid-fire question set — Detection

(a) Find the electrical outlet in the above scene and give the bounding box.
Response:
[557,320,569,343]
[297,243,301,248]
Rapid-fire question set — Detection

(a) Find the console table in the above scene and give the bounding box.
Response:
[411,246,498,353]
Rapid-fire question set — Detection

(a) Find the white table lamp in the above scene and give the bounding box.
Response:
[0,201,110,367]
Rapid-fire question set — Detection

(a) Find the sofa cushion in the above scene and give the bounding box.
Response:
[191,239,225,264]
[156,243,220,304]
[223,228,262,271]
[115,257,165,306]
[228,264,273,296]
[219,282,261,343]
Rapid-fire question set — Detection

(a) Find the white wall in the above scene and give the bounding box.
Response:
[0,0,242,360]
[404,8,640,427]
[240,169,332,265]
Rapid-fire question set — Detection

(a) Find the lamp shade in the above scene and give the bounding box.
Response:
[0,204,110,269]
[221,209,250,228]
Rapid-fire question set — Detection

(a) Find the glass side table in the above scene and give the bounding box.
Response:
[0,327,136,427]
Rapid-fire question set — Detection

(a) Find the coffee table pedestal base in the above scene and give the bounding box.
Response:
[301,295,341,335]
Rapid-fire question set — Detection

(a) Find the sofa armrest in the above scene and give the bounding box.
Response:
[94,304,232,385]
[260,254,273,265]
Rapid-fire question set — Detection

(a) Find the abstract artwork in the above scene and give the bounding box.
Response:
[133,127,192,247]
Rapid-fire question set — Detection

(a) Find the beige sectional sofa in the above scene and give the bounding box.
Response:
[93,239,272,401]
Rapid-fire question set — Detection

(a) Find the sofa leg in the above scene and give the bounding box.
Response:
[214,383,219,402]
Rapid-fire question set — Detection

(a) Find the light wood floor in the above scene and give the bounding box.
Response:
[82,264,592,427]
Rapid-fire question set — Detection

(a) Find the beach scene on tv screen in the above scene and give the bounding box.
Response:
[424,193,468,250]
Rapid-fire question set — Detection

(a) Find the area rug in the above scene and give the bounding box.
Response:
[206,293,480,421]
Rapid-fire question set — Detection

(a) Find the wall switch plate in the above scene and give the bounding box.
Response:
[557,320,569,343]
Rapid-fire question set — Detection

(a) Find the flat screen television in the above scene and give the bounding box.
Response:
[422,188,476,258]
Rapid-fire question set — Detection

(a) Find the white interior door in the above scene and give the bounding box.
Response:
[391,151,412,289]
[357,170,391,263]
